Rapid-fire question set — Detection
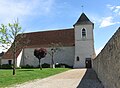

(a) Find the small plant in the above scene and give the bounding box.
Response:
[34,48,47,70]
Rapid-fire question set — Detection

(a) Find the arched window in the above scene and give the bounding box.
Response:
[82,28,86,38]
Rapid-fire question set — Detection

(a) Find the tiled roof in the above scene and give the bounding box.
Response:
[74,13,93,25]
[2,28,75,59]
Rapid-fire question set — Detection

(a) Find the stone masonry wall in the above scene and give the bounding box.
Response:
[93,27,120,88]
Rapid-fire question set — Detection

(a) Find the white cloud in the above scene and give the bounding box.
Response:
[99,16,116,28]
[114,6,120,15]
[95,46,104,55]
[0,44,11,53]
[99,4,120,28]
[0,0,55,52]
[107,4,120,15]
[0,0,55,24]
[107,4,115,10]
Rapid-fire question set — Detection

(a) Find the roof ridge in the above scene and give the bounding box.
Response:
[23,28,74,34]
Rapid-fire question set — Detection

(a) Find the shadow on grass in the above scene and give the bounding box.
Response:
[77,69,104,88]
[18,70,34,71]
[0,69,12,70]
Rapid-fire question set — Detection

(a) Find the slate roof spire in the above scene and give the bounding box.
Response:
[74,13,93,26]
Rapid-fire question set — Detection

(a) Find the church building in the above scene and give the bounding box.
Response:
[1,13,95,68]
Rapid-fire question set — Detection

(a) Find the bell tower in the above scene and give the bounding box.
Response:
[73,13,95,68]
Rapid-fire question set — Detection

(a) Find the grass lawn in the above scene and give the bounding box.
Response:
[0,68,70,87]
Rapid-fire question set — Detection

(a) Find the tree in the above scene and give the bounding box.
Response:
[34,48,47,70]
[0,19,23,75]
[49,43,63,68]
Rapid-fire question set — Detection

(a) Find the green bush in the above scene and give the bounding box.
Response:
[1,64,12,69]
[21,64,34,69]
[42,63,50,68]
[55,63,72,68]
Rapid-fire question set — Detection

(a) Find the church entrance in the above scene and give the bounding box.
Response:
[85,58,92,68]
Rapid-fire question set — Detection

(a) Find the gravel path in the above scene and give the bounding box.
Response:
[10,69,104,88]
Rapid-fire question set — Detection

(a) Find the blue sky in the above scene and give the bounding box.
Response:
[0,0,120,54]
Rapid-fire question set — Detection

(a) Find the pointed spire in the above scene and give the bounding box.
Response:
[74,13,93,26]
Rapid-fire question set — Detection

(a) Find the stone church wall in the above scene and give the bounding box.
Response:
[20,46,75,67]
[93,27,120,88]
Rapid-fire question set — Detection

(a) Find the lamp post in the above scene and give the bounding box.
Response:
[51,48,55,68]
[50,43,62,68]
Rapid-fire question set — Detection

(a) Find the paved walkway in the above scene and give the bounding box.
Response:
[11,69,104,88]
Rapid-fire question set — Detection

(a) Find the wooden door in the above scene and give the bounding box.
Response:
[85,58,92,68]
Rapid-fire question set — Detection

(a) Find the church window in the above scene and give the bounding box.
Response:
[82,28,86,38]
[76,56,79,61]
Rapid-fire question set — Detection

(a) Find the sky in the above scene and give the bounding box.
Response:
[0,0,120,55]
